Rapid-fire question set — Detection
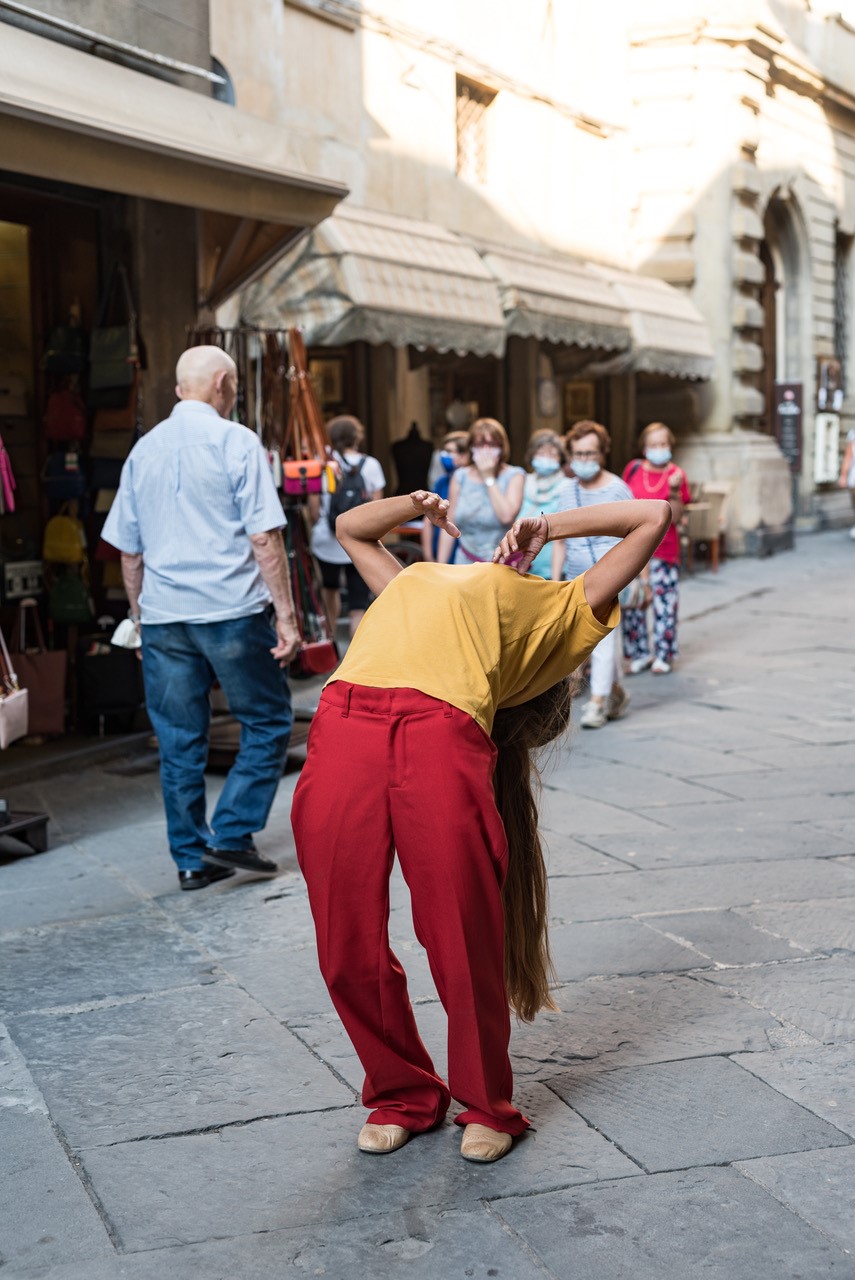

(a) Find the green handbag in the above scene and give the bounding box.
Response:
[89,263,139,403]
[49,570,94,625]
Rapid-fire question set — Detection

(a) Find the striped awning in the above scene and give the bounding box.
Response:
[590,266,715,380]
[241,205,506,358]
[477,244,632,352]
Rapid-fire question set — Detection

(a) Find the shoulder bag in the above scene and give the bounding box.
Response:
[89,264,140,407]
[0,622,28,748]
[11,601,66,736]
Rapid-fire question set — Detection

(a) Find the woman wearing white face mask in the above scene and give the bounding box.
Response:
[517,432,574,580]
[621,422,691,675]
[562,421,634,729]
[438,419,524,565]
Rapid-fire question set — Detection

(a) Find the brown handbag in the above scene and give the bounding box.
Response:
[92,369,139,431]
[11,602,66,737]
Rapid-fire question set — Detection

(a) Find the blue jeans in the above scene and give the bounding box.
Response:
[141,611,292,871]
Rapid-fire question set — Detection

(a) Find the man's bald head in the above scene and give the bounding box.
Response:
[175,346,238,415]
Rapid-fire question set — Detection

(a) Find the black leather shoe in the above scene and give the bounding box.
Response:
[203,846,278,875]
[178,865,236,891]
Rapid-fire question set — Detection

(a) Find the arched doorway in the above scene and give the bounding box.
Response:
[759,196,805,432]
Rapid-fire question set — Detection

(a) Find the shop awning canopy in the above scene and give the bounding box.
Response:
[0,23,347,305]
[240,205,507,359]
[476,244,632,353]
[590,266,715,379]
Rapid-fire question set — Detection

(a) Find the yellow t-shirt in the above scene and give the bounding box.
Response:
[329,562,619,734]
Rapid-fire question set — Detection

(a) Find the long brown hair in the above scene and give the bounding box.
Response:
[491,679,573,1021]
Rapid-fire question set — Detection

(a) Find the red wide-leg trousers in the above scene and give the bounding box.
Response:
[291,682,529,1136]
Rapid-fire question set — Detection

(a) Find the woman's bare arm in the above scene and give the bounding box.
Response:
[494,500,670,623]
[485,469,524,526]
[336,492,460,596]
[436,473,461,564]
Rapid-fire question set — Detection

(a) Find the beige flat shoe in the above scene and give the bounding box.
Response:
[357,1123,412,1154]
[460,1123,513,1163]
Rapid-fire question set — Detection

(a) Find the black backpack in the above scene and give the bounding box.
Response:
[327,453,369,532]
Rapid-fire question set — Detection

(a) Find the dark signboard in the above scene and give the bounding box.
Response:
[774,381,803,474]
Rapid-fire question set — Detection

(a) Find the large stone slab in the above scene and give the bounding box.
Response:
[154,872,317,959]
[0,1109,114,1271]
[738,900,855,955]
[507,973,780,1077]
[546,1055,847,1172]
[635,792,855,832]
[77,1092,636,1253]
[0,909,216,1015]
[703,957,855,1044]
[292,1000,448,1094]
[222,936,438,1027]
[578,824,852,869]
[492,1165,855,1278]
[547,760,734,807]
[643,909,812,966]
[9,983,353,1147]
[548,917,704,982]
[542,834,636,877]
[0,1205,551,1280]
[546,858,855,922]
[541,787,668,837]
[0,845,145,932]
[736,1146,855,1255]
[731,1044,855,1138]
[700,765,855,801]
[573,732,767,779]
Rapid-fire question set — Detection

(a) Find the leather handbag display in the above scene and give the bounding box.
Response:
[0,622,28,748]
[48,569,94,625]
[283,458,325,496]
[42,326,88,376]
[42,449,87,501]
[281,329,331,496]
[92,369,139,432]
[89,263,140,407]
[43,506,87,564]
[90,428,135,459]
[42,387,87,442]
[11,600,66,736]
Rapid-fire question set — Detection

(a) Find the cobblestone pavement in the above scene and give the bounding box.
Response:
[2,531,855,1279]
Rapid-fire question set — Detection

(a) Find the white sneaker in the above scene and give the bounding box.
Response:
[580,699,608,729]
[628,655,653,675]
[651,658,671,674]
[607,686,631,720]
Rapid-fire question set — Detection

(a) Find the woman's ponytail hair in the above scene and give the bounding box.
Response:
[491,678,573,1021]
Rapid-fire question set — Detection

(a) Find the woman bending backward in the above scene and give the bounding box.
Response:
[291,489,670,1163]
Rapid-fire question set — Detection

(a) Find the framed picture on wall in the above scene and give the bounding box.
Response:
[563,380,596,427]
[309,357,345,407]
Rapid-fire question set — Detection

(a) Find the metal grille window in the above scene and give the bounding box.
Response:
[456,76,496,183]
[835,230,852,394]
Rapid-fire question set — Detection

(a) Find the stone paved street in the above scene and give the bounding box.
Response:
[2,531,855,1279]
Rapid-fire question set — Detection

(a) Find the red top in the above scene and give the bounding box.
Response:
[622,460,690,564]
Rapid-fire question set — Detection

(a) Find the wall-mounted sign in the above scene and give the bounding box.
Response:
[774,380,803,474]
[817,357,843,412]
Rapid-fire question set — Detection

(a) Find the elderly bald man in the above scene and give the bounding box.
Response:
[103,345,300,890]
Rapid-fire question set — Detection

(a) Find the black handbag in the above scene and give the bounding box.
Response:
[89,264,139,407]
[42,326,88,375]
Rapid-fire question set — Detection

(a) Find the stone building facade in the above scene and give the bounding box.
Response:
[214,0,855,551]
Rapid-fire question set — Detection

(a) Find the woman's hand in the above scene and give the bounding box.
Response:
[492,515,550,574]
[409,490,460,537]
[472,445,501,477]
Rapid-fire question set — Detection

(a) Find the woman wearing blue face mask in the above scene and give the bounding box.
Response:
[622,422,691,675]
[421,432,470,562]
[517,432,574,580]
[562,420,635,729]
